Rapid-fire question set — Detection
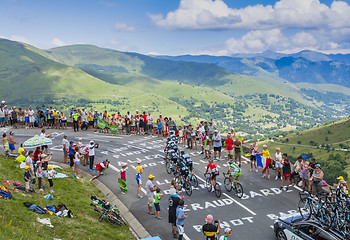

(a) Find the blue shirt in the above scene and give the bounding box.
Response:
[156,122,162,129]
[94,113,100,123]
[24,171,30,182]
[176,206,186,226]
[68,145,75,155]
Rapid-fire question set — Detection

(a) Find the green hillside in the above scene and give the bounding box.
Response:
[258,117,350,184]
[48,45,232,87]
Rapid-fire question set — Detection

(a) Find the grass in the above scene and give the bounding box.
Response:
[0,156,134,240]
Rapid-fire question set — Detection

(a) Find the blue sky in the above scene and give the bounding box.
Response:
[1,0,350,55]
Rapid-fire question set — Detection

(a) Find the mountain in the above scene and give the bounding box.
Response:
[157,51,350,88]
[48,45,232,87]
[259,117,350,184]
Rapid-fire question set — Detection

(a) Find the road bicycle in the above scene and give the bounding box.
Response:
[223,172,243,198]
[204,173,221,198]
[188,171,198,188]
[174,172,192,196]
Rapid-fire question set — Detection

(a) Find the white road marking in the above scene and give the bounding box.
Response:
[109,163,120,172]
[74,137,109,143]
[183,233,191,240]
[88,133,123,139]
[222,193,256,216]
[292,185,303,191]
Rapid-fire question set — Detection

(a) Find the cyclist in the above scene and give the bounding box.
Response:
[177,157,189,184]
[204,158,219,192]
[202,214,220,240]
[219,228,232,240]
[227,160,241,184]
[180,150,194,175]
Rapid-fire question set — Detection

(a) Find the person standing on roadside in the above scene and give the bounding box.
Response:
[233,137,242,167]
[72,110,79,132]
[169,187,182,239]
[61,134,69,164]
[88,140,98,172]
[225,133,234,161]
[202,214,220,240]
[146,174,158,215]
[135,160,144,198]
[8,131,16,154]
[118,163,128,194]
[212,130,222,160]
[0,106,5,128]
[11,106,18,128]
[280,153,291,191]
[142,111,148,134]
[147,112,153,134]
[186,125,192,149]
[176,199,188,240]
[274,148,283,180]
[249,142,258,172]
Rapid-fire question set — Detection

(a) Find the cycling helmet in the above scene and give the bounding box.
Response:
[171,155,178,161]
[224,228,232,234]
[169,130,175,135]
[228,160,233,164]
[208,158,213,163]
[180,150,185,155]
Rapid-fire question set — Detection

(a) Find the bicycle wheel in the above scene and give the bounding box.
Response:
[175,176,183,191]
[107,215,122,228]
[234,182,243,198]
[206,177,212,192]
[214,183,221,198]
[224,177,232,192]
[190,174,199,188]
[298,199,311,219]
[166,162,172,174]
[184,181,192,196]
[110,212,127,226]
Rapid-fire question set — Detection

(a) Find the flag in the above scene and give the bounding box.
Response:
[97,117,107,129]
[256,154,272,174]
[109,124,119,133]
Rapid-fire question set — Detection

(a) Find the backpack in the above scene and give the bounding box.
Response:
[23,202,33,207]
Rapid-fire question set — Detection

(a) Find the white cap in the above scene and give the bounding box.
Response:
[214,130,218,132]
[89,140,94,145]
[137,160,141,164]
[79,138,82,140]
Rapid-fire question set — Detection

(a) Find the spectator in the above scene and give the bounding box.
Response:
[146,174,158,215]
[249,142,258,172]
[8,131,17,154]
[225,133,234,161]
[192,129,198,150]
[219,228,232,240]
[300,157,310,191]
[310,164,324,197]
[135,160,144,198]
[230,128,236,138]
[168,117,175,131]
[212,130,222,160]
[291,156,302,185]
[68,141,75,171]
[28,107,35,128]
[74,147,82,176]
[233,137,241,166]
[154,188,164,219]
[156,119,163,140]
[25,151,35,175]
[186,125,192,149]
[36,161,43,191]
[260,145,271,179]
[176,199,188,240]
[24,166,31,193]
[135,110,140,134]
[11,106,18,128]
[204,136,211,159]
[308,158,318,192]
[72,109,79,132]
[40,129,52,154]
[88,140,98,172]
[207,122,215,142]
[280,153,291,191]
[169,187,181,238]
[142,111,148,134]
[118,163,128,194]
[41,152,53,190]
[274,148,283,180]
[2,133,9,154]
[147,112,153,134]
[202,214,220,240]
[61,134,69,164]
[47,166,56,193]
[90,159,110,181]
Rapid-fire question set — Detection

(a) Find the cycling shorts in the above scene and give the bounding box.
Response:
[230,171,241,180]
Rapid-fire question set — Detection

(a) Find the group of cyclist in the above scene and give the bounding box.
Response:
[164,130,242,196]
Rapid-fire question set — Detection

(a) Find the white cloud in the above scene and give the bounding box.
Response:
[150,0,350,30]
[51,37,65,47]
[114,23,135,32]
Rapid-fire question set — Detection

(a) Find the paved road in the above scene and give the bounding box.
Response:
[4,127,303,240]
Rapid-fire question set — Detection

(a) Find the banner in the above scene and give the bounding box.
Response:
[97,117,107,129]
[109,124,119,133]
